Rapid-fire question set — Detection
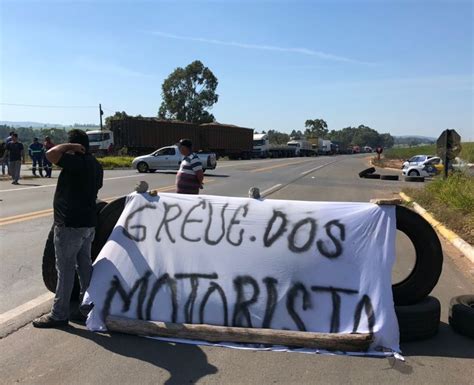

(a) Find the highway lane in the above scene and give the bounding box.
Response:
[0,156,345,313]
[0,155,472,385]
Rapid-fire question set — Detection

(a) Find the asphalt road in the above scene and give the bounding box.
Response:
[0,155,472,385]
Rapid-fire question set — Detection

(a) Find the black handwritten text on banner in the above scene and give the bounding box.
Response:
[84,193,400,353]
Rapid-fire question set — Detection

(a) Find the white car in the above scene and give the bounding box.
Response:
[132,145,217,173]
[402,157,442,177]
[401,155,436,169]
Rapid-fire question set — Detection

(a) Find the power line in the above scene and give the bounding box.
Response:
[0,102,97,109]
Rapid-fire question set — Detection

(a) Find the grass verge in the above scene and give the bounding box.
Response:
[97,156,133,169]
[404,172,474,244]
[384,142,474,163]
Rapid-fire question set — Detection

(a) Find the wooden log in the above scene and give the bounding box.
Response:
[106,316,373,352]
[370,198,402,205]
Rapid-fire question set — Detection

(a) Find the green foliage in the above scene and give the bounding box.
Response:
[158,60,218,124]
[96,156,133,169]
[384,145,436,160]
[267,129,290,145]
[105,111,129,129]
[327,125,394,150]
[394,136,435,146]
[304,119,328,138]
[0,125,68,145]
[384,142,474,162]
[290,129,303,139]
[406,172,474,243]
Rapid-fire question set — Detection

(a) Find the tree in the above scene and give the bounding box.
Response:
[105,111,129,129]
[158,60,219,123]
[267,129,290,145]
[304,119,328,138]
[290,130,303,139]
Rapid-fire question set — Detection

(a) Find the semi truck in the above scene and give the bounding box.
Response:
[253,134,316,158]
[88,118,253,159]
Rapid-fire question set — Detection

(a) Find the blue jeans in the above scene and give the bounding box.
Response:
[51,226,95,321]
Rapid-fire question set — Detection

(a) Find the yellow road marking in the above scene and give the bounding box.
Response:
[0,183,187,227]
[250,160,312,173]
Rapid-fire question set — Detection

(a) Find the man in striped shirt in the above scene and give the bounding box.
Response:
[176,139,204,194]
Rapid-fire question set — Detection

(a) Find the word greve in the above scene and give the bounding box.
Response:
[122,199,346,258]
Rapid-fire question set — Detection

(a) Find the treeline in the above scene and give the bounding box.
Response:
[0,125,69,145]
[328,125,394,149]
[394,136,435,146]
[259,122,394,149]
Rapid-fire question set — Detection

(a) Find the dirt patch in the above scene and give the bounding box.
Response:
[372,157,403,169]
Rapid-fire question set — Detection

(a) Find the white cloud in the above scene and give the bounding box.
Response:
[149,31,373,65]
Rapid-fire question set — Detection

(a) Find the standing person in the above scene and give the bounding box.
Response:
[29,137,45,177]
[176,138,204,195]
[43,136,55,178]
[5,131,14,144]
[33,129,103,328]
[3,133,25,185]
[0,141,6,175]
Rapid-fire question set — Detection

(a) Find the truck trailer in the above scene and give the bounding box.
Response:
[92,118,254,158]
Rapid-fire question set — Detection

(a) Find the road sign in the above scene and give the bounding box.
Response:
[437,129,462,161]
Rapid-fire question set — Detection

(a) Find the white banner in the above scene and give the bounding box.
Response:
[84,193,399,354]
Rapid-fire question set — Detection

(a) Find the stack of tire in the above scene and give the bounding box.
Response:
[42,198,473,340]
[359,167,399,181]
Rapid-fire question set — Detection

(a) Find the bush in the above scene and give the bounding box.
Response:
[97,156,133,169]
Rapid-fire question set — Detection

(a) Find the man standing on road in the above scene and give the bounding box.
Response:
[29,137,45,177]
[3,133,25,185]
[33,129,103,328]
[176,138,204,195]
[43,136,55,178]
[0,141,7,175]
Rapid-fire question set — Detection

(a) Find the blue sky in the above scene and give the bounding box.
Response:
[1,0,472,139]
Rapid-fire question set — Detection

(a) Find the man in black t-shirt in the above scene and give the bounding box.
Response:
[33,129,103,328]
[3,133,25,184]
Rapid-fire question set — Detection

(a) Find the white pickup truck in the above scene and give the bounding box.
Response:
[131,145,217,173]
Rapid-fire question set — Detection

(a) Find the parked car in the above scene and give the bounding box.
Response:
[401,155,436,169]
[402,156,443,177]
[131,145,217,173]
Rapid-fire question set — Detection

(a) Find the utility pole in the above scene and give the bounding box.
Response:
[99,103,104,131]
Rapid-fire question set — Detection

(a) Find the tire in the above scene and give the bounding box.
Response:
[364,173,381,179]
[41,200,107,297]
[395,296,440,342]
[380,175,399,181]
[137,162,149,173]
[392,205,443,305]
[408,170,420,177]
[405,176,425,182]
[91,196,127,260]
[449,295,474,338]
[358,167,376,178]
[148,169,156,173]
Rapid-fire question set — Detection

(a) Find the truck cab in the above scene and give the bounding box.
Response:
[287,140,312,156]
[87,130,114,155]
[253,133,270,158]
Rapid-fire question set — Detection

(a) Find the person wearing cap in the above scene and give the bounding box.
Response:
[176,139,204,194]
[29,137,45,177]
[43,136,55,178]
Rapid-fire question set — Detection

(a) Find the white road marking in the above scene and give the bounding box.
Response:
[0,158,321,193]
[299,160,340,176]
[0,292,54,326]
[261,184,283,197]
